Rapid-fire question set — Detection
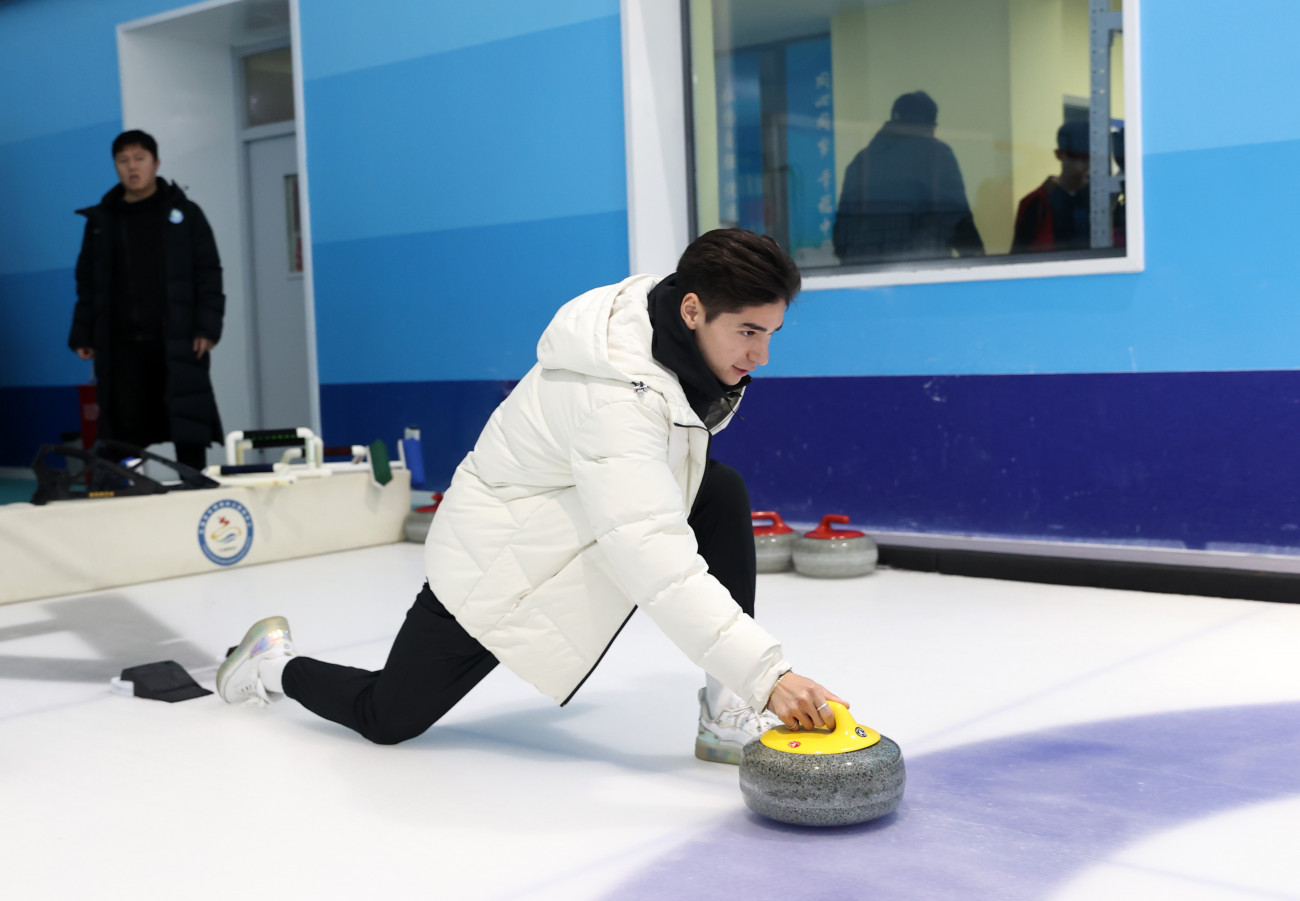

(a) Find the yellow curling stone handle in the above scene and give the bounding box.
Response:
[760,700,881,755]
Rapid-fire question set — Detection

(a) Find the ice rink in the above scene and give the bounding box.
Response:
[3,542,1298,900]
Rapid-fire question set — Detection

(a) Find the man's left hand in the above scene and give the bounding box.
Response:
[193,337,215,359]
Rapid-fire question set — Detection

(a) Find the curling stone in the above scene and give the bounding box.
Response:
[752,510,797,573]
[402,493,443,543]
[739,701,904,827]
[792,514,878,578]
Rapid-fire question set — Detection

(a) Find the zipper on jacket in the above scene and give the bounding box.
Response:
[561,606,639,707]
[561,417,713,707]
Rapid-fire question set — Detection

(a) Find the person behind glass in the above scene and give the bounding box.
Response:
[1110,127,1126,249]
[216,229,849,763]
[832,90,984,265]
[68,129,224,472]
[1010,120,1095,254]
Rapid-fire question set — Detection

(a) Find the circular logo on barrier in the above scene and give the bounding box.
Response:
[198,499,254,566]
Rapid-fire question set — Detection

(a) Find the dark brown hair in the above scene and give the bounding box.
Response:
[676,228,801,321]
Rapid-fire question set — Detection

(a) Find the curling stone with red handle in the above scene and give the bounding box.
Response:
[792,514,878,578]
[403,492,443,543]
[752,511,797,573]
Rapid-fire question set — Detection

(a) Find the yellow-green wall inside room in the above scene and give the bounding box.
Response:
[831,0,1015,254]
[690,0,722,233]
[1010,0,1125,232]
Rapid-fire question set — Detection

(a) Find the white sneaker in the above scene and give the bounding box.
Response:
[216,616,294,707]
[694,688,783,765]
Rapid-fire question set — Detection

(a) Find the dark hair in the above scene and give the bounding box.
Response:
[890,91,938,126]
[676,228,801,321]
[1056,120,1089,156]
[112,130,158,160]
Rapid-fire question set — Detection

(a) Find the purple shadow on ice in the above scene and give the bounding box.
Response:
[608,702,1300,900]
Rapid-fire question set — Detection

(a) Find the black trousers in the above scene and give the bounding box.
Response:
[107,337,207,471]
[283,459,757,744]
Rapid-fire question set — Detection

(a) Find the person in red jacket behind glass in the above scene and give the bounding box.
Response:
[1011,121,1094,254]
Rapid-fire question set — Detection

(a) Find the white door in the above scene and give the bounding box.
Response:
[247,134,310,431]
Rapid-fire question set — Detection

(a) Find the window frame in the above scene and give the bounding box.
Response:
[619,0,1144,287]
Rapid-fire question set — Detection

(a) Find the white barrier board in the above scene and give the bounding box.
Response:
[0,470,410,605]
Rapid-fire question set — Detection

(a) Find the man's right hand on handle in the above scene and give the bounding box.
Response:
[765,671,849,731]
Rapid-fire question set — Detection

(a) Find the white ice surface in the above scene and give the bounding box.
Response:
[2,544,1299,899]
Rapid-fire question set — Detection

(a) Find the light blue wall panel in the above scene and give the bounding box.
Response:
[300,0,619,80]
[1142,0,1300,155]
[301,8,630,388]
[769,138,1300,378]
[303,15,626,245]
[312,211,628,384]
[0,0,175,395]
[0,269,91,388]
[0,0,173,145]
[0,121,123,278]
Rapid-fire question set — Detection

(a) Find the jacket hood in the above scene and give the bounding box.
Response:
[536,275,681,395]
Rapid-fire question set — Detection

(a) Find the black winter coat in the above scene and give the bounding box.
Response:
[68,178,225,447]
[832,123,984,265]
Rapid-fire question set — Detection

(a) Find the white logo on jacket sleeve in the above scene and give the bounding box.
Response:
[169,208,184,224]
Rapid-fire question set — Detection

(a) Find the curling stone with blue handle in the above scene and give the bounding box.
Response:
[740,701,904,827]
[792,514,878,578]
[752,510,797,573]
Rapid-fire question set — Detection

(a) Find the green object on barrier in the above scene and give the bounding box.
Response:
[369,440,392,486]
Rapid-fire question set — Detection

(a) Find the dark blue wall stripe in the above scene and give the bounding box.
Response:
[314,370,1300,552]
[713,371,1300,551]
[313,210,629,384]
[0,385,81,468]
[319,380,512,488]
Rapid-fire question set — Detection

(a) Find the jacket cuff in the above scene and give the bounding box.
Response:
[748,661,793,714]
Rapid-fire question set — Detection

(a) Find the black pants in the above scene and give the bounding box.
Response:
[283,459,757,744]
[108,337,207,471]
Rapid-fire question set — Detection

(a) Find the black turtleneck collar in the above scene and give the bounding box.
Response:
[647,274,749,424]
[106,177,172,211]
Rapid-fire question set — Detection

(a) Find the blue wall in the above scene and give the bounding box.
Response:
[297,1,629,466]
[2,0,1298,556]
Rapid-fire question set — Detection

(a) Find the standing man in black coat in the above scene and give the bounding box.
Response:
[68,129,225,471]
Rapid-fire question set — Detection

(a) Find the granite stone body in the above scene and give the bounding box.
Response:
[792,534,878,578]
[755,531,797,573]
[403,510,434,543]
[740,734,905,826]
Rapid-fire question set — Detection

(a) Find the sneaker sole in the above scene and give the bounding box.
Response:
[216,615,290,703]
[695,733,744,765]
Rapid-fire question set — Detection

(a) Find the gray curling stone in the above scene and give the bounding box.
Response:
[402,496,443,543]
[752,510,797,573]
[792,514,878,578]
[740,701,904,827]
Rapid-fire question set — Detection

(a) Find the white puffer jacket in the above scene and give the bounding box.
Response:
[425,274,789,712]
